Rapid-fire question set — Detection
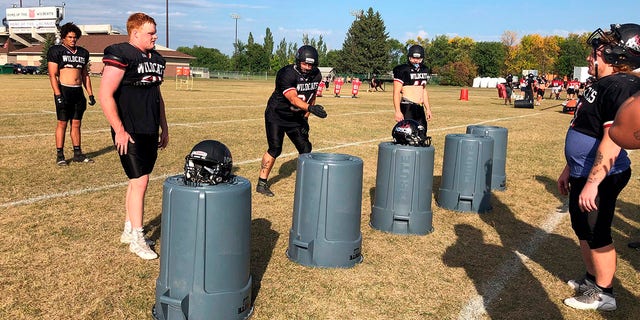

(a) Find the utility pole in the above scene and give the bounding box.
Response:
[230,13,240,54]
[166,0,169,47]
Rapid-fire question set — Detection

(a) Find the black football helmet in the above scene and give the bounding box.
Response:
[407,45,425,60]
[184,140,233,185]
[392,119,430,147]
[295,45,319,73]
[587,23,640,69]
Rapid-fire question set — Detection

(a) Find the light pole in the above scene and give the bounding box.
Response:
[166,0,169,47]
[230,13,240,53]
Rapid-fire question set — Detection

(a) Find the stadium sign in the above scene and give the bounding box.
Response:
[5,6,64,21]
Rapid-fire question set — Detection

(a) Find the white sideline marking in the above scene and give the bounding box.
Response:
[1,112,540,209]
[457,205,568,319]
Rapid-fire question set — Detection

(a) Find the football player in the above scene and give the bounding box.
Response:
[256,45,327,197]
[99,13,168,260]
[558,23,640,311]
[392,45,432,130]
[47,22,96,166]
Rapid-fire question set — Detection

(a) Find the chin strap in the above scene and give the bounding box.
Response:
[593,47,599,79]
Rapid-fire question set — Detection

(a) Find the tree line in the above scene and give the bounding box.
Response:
[177,7,592,86]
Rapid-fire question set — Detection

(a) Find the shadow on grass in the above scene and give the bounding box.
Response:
[442,183,566,318]
[250,218,279,304]
[268,157,298,187]
[86,144,116,159]
[532,174,639,319]
[615,198,640,271]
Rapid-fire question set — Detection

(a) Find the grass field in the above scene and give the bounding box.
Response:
[1,74,639,319]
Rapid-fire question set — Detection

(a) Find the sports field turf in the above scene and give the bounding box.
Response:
[1,74,639,319]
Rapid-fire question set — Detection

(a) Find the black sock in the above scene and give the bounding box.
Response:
[585,272,596,282]
[73,146,82,156]
[57,148,64,156]
[258,178,268,185]
[597,284,613,294]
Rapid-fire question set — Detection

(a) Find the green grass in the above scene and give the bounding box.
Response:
[0,74,639,319]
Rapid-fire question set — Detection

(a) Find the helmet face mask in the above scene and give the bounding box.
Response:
[184,140,233,185]
[295,45,319,74]
[392,119,430,147]
[407,45,425,68]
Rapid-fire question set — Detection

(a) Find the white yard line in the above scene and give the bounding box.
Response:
[457,206,568,319]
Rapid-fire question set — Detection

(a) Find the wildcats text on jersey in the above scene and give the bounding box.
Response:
[410,73,429,80]
[296,82,319,92]
[62,55,85,64]
[137,62,165,75]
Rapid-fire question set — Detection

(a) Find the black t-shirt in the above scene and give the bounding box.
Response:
[47,44,90,70]
[103,43,166,134]
[265,64,321,126]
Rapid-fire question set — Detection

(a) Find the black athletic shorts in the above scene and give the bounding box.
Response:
[568,168,631,249]
[56,85,87,121]
[111,131,158,179]
[265,118,311,158]
[400,102,427,128]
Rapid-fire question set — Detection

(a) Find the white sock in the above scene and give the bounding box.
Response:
[124,220,132,233]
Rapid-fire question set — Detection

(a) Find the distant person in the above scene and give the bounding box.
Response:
[550,77,563,100]
[557,23,640,311]
[567,78,580,99]
[392,44,432,138]
[523,73,535,102]
[99,12,169,260]
[535,76,546,106]
[503,74,513,105]
[47,22,96,166]
[256,45,327,197]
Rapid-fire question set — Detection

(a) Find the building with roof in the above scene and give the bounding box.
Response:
[1,5,194,77]
[9,34,195,76]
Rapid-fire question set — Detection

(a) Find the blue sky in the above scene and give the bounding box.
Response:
[4,0,640,55]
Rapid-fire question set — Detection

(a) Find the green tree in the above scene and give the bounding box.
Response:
[471,42,507,77]
[40,34,56,74]
[338,7,390,75]
[245,43,269,72]
[555,33,590,77]
[263,28,274,70]
[426,35,452,72]
[449,36,475,63]
[176,45,230,70]
[272,38,289,71]
[387,38,405,72]
[437,57,477,86]
[324,49,342,70]
[540,35,562,74]
[231,40,247,71]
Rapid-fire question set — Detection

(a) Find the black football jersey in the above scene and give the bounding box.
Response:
[570,73,640,138]
[47,44,90,70]
[103,43,166,134]
[393,63,429,87]
[265,64,321,126]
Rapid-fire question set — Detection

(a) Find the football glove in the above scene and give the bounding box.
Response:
[88,95,96,106]
[54,95,65,109]
[308,104,327,118]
